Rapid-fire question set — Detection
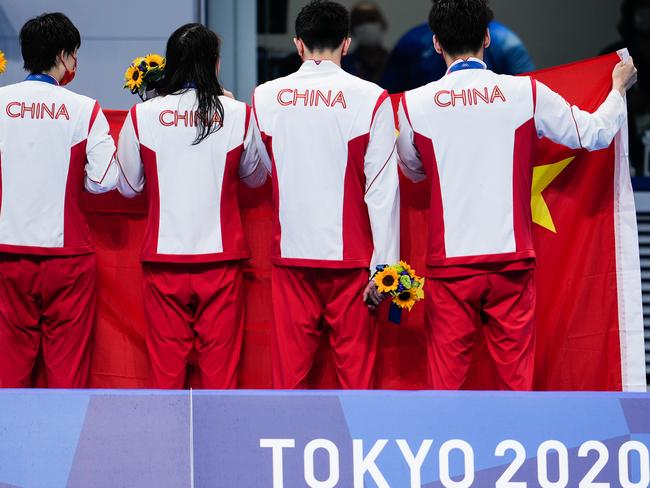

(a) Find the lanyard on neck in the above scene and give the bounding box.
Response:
[448,60,486,74]
[25,73,59,85]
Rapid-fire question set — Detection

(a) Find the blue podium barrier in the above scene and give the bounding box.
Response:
[0,390,649,487]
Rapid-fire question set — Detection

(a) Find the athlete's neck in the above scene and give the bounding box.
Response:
[443,49,484,69]
[43,65,64,83]
[302,50,342,67]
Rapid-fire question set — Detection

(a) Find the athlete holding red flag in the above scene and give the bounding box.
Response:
[397,0,637,390]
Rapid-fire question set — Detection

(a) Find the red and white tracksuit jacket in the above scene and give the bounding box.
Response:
[253,60,400,388]
[0,75,118,387]
[397,57,627,390]
[117,91,266,388]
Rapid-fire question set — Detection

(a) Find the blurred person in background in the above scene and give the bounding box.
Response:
[342,1,389,84]
[382,0,534,93]
[602,0,650,176]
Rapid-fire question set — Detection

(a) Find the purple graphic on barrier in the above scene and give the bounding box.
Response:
[621,398,650,433]
[66,393,190,488]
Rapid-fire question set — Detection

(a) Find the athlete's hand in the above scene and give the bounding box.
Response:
[612,57,637,95]
[363,281,383,311]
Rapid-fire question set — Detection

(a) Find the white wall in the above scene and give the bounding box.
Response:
[0,0,199,109]
[207,0,257,101]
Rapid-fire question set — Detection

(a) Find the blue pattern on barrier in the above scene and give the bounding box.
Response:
[0,391,90,488]
[0,390,648,487]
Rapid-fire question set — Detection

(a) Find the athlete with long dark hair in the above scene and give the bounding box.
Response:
[117,23,266,389]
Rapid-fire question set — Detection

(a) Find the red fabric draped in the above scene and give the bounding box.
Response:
[82,53,629,390]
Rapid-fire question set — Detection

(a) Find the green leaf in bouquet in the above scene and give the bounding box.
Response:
[399,274,412,289]
[414,286,424,300]
[143,65,164,84]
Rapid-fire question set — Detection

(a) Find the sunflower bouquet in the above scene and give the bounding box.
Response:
[123,54,165,100]
[0,50,7,75]
[373,261,425,312]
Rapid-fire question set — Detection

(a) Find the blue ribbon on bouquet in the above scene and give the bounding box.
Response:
[388,302,402,325]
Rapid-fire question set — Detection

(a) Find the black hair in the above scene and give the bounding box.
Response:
[158,23,224,145]
[19,12,81,73]
[429,0,493,56]
[295,0,350,51]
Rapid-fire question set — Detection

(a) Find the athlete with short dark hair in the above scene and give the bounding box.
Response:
[0,12,118,388]
[253,0,400,389]
[397,0,637,390]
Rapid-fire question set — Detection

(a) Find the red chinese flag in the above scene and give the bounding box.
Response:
[527,51,645,391]
[392,51,646,391]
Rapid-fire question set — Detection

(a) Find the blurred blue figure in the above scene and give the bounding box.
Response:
[382,19,534,93]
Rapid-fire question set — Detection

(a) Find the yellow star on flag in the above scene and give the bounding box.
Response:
[531,156,575,233]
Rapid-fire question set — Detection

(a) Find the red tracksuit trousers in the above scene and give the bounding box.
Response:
[425,269,535,390]
[0,253,96,388]
[142,261,244,389]
[271,266,376,389]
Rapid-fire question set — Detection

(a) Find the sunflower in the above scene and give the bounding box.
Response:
[375,267,399,293]
[131,56,146,69]
[0,50,6,75]
[393,288,418,311]
[124,65,144,91]
[144,53,165,70]
[399,260,416,279]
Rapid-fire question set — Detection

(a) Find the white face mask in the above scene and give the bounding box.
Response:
[352,22,385,47]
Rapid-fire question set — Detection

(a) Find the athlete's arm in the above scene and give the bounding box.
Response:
[84,102,119,194]
[239,106,268,188]
[116,107,145,198]
[396,96,426,183]
[534,58,637,151]
[365,93,400,273]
